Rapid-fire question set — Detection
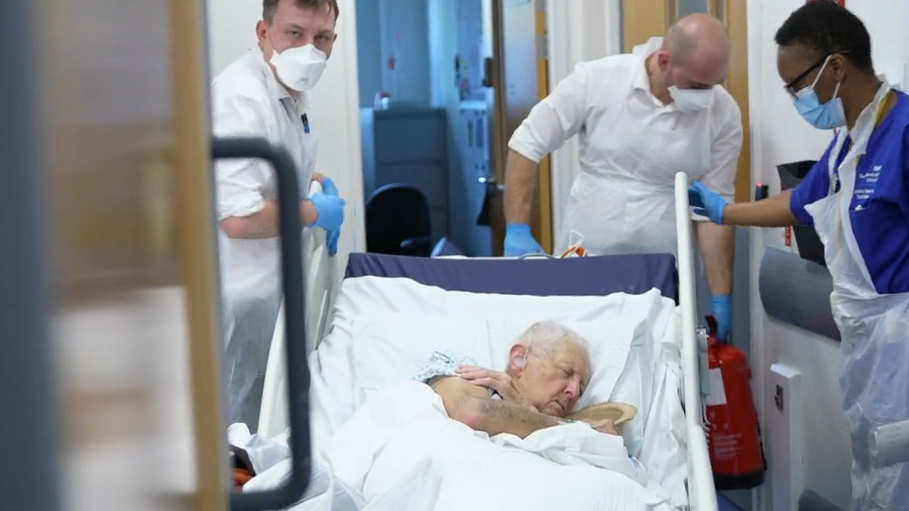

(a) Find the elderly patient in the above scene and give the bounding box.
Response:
[414,321,618,439]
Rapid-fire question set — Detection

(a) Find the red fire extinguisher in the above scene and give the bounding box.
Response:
[704,315,766,490]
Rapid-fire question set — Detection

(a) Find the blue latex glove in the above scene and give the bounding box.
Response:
[319,178,342,255]
[321,177,339,197]
[310,193,345,231]
[326,229,340,256]
[503,223,545,257]
[711,294,732,342]
[688,180,728,224]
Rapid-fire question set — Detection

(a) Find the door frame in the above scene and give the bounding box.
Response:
[171,0,229,508]
[722,0,753,204]
[487,0,554,255]
[533,0,553,253]
[487,0,507,256]
[621,0,674,53]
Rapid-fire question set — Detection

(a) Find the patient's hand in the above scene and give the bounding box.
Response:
[584,418,620,436]
[455,365,535,411]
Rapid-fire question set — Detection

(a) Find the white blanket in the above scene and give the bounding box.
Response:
[326,382,676,511]
[489,424,650,487]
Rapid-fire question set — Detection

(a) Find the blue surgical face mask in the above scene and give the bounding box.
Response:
[792,57,846,130]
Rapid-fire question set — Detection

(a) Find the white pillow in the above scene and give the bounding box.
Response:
[350,313,651,451]
[321,278,675,433]
[351,314,491,404]
[352,314,645,395]
[333,276,665,327]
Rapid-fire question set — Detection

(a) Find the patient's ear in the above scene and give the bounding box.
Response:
[509,344,528,374]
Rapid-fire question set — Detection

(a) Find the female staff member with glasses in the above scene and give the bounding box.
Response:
[688,2,909,509]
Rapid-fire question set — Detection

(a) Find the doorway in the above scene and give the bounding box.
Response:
[354,0,552,257]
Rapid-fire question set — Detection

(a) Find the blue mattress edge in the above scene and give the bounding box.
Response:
[343,253,679,303]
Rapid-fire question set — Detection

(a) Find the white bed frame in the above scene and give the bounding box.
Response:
[258,173,719,511]
[672,172,718,511]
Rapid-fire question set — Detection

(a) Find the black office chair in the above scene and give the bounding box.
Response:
[366,184,434,256]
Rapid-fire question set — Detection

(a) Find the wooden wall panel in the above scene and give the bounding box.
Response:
[621,0,673,53]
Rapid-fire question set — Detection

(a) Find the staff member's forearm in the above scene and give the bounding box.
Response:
[504,149,540,225]
[722,191,798,228]
[697,223,734,296]
[220,199,318,239]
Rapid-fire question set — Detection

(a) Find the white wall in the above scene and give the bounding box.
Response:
[426,0,493,256]
[354,0,431,107]
[354,0,381,107]
[205,0,261,77]
[747,1,909,508]
[426,0,470,252]
[205,0,366,284]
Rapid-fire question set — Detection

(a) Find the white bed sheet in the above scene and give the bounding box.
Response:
[325,381,676,511]
[307,275,690,508]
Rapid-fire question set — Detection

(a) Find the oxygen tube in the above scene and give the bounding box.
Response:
[560,230,589,258]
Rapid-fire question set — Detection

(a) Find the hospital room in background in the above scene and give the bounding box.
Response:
[356,0,553,258]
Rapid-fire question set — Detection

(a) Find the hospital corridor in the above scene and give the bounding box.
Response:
[4,0,909,510]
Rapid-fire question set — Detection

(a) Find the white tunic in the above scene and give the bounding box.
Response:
[509,37,742,256]
[210,50,321,426]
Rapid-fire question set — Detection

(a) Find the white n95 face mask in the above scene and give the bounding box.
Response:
[669,86,714,113]
[270,44,327,92]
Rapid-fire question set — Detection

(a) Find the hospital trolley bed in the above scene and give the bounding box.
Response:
[254,172,719,510]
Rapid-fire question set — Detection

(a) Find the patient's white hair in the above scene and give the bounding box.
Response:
[515,320,589,357]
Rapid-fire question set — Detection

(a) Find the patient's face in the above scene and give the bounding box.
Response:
[510,340,591,417]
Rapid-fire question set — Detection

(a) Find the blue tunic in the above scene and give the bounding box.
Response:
[789,91,909,295]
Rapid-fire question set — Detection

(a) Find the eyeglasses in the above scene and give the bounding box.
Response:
[783,51,852,97]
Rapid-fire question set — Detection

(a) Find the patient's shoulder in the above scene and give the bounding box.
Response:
[426,375,451,388]
[412,350,480,383]
[414,351,490,403]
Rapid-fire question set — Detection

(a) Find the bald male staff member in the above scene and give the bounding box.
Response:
[503,14,742,340]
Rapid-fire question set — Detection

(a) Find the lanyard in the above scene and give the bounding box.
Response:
[833,91,891,193]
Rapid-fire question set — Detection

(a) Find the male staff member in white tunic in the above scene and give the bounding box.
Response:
[503,14,742,341]
[211,0,346,427]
